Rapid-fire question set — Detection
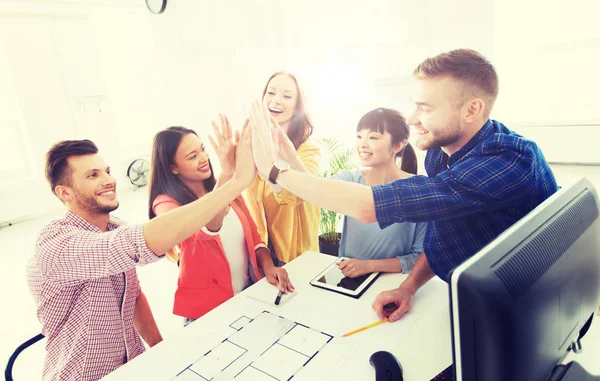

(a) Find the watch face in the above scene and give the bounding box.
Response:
[269,160,290,184]
[274,159,290,170]
[146,0,167,14]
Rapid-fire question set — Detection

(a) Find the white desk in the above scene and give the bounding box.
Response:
[103,251,452,381]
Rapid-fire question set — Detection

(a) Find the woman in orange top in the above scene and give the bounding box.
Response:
[148,121,293,325]
[245,72,321,265]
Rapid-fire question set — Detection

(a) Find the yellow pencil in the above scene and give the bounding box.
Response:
[342,318,388,337]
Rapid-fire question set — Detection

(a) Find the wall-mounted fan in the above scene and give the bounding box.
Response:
[126,159,150,189]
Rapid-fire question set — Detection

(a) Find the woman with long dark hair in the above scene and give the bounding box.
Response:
[148,119,293,326]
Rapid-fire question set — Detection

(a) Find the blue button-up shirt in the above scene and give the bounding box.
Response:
[372,120,558,281]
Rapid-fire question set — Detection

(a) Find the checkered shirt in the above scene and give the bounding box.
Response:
[26,211,162,381]
[373,119,558,281]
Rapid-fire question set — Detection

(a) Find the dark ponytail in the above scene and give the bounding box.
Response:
[399,142,418,175]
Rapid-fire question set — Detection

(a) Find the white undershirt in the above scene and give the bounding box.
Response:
[203,207,249,294]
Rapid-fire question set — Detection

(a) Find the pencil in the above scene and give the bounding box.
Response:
[342,318,388,337]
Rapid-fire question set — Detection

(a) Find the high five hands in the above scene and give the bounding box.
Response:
[208,114,240,178]
[247,100,302,178]
[208,100,304,189]
[247,100,278,179]
[208,114,256,188]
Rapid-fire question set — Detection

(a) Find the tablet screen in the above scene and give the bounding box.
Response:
[314,261,373,291]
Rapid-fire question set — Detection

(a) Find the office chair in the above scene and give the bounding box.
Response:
[5,333,45,381]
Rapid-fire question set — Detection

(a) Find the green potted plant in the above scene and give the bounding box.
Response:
[317,137,358,256]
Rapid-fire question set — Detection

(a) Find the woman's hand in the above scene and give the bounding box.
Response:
[273,121,303,168]
[248,100,278,178]
[208,114,240,177]
[264,265,295,294]
[337,258,372,278]
[232,119,257,188]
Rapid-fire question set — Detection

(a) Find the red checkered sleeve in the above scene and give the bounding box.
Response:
[27,212,164,380]
[36,218,161,287]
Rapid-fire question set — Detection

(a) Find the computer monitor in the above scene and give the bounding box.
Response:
[449,177,600,381]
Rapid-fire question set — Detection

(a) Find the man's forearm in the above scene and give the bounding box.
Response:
[134,292,162,347]
[398,252,434,294]
[144,178,245,255]
[276,170,377,223]
[290,155,307,172]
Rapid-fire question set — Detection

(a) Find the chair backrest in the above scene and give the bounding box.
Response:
[5,333,45,381]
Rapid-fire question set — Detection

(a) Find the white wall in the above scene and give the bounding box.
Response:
[492,0,600,164]
[0,3,161,224]
[0,0,599,225]
[0,1,273,224]
[231,0,498,175]
[0,12,85,223]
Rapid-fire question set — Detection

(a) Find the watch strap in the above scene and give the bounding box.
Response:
[268,165,280,184]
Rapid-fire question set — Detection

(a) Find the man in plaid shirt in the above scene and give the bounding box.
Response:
[27,134,256,381]
[247,48,558,328]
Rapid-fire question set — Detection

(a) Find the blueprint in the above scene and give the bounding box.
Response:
[173,311,333,381]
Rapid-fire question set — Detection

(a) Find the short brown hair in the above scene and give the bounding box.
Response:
[414,49,499,115]
[262,71,314,149]
[45,139,98,194]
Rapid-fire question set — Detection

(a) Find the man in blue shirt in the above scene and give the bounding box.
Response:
[247,48,558,323]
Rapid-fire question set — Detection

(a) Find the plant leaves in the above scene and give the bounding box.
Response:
[316,137,358,243]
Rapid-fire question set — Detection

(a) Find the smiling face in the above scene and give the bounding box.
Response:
[63,154,119,215]
[356,129,403,167]
[406,76,463,152]
[170,133,212,184]
[262,74,298,129]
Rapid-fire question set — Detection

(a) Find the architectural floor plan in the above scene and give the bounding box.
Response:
[174,311,333,381]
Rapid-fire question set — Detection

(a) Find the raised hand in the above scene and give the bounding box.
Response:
[208,114,239,176]
[232,119,257,188]
[272,116,300,165]
[248,100,277,178]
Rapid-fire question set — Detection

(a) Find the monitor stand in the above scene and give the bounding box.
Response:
[547,361,600,381]
[547,315,599,381]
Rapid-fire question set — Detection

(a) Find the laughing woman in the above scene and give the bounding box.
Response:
[149,121,293,326]
[244,72,321,265]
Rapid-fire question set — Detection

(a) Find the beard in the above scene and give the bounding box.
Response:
[415,117,461,151]
[73,189,119,214]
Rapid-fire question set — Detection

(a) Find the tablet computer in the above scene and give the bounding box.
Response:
[309,258,381,298]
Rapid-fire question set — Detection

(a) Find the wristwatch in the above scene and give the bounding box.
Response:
[268,159,290,185]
